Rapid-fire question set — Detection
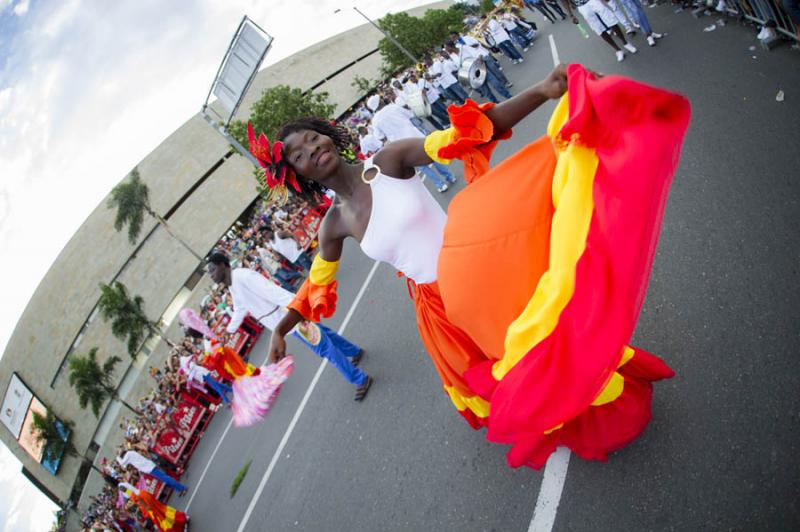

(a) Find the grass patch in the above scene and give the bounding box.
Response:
[229,460,252,498]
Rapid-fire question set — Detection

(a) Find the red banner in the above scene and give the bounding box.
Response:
[171,400,203,436]
[152,428,187,465]
[139,474,164,498]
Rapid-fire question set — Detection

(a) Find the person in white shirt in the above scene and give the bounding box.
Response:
[207,252,372,401]
[370,94,457,192]
[358,125,383,157]
[450,31,511,89]
[390,78,433,134]
[400,75,447,131]
[179,352,232,404]
[482,13,524,63]
[265,227,311,271]
[501,10,534,50]
[117,449,187,494]
[407,71,451,129]
[424,53,468,104]
[444,42,506,103]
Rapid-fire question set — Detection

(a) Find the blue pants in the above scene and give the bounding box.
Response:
[430,99,451,127]
[410,116,432,135]
[476,80,499,103]
[526,1,556,22]
[498,40,523,61]
[510,26,533,48]
[486,68,512,99]
[485,55,509,85]
[417,161,455,188]
[150,467,187,493]
[293,324,367,386]
[442,83,468,104]
[618,0,652,34]
[203,374,231,404]
[547,0,568,18]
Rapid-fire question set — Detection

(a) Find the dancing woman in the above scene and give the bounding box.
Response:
[256,64,689,469]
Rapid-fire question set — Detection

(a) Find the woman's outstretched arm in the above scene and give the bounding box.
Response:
[382,64,571,172]
[485,63,569,138]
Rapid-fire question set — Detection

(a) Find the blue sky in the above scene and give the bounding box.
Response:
[0,0,435,529]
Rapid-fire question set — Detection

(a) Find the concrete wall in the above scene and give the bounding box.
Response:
[0,0,452,506]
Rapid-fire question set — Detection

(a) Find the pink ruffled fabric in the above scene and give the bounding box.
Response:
[232,356,294,427]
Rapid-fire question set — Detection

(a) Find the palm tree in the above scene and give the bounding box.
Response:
[68,347,141,417]
[30,411,109,480]
[97,281,175,357]
[107,167,203,261]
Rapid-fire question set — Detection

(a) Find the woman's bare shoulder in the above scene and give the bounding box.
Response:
[319,201,347,242]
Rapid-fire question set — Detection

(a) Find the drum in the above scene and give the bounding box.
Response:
[406,89,432,118]
[458,56,487,89]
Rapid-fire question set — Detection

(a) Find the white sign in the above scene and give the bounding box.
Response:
[212,19,272,117]
[1,374,34,439]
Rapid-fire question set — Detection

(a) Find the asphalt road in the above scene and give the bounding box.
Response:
[174,7,800,532]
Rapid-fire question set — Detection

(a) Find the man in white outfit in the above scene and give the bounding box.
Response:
[370,94,457,192]
[206,251,372,401]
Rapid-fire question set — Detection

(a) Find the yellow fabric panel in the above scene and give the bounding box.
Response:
[424,128,456,164]
[619,346,635,368]
[445,385,490,418]
[547,93,570,141]
[543,423,564,435]
[160,506,176,530]
[309,255,340,286]
[590,372,624,406]
[491,141,598,380]
[588,348,636,406]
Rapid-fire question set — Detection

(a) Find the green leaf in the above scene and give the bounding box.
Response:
[229,460,252,498]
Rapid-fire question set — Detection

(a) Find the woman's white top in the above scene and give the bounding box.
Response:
[359,158,447,284]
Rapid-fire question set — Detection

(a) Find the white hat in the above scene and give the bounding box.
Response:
[366,94,381,111]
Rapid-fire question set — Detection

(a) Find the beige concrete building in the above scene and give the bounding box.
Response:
[0,0,450,515]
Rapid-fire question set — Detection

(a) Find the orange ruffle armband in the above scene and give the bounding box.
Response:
[422,99,513,184]
[287,255,339,322]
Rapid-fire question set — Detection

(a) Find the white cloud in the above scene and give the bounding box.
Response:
[0,444,59,531]
[12,0,29,16]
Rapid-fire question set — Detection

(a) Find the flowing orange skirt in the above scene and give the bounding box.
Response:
[412,64,688,469]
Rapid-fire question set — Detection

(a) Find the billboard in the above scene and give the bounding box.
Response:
[204,16,272,125]
[1,373,33,438]
[1,374,69,475]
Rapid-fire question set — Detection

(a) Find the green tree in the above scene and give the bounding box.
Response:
[377,7,468,74]
[480,0,497,14]
[229,85,336,147]
[30,411,108,479]
[107,167,203,261]
[351,75,377,95]
[98,281,174,357]
[68,347,141,417]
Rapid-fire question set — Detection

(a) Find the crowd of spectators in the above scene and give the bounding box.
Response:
[78,194,329,530]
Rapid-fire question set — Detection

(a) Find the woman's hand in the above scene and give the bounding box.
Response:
[539,64,570,100]
[572,15,579,24]
[268,331,287,363]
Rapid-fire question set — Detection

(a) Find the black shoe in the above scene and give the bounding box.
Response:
[351,349,364,367]
[354,376,373,401]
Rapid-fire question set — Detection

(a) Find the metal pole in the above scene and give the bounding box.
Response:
[201,112,260,168]
[351,6,417,63]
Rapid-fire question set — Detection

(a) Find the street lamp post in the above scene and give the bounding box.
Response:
[335,6,417,64]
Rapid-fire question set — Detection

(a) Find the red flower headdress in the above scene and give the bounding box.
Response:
[247,122,300,203]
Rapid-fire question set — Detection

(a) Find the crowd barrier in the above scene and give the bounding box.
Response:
[694,0,798,43]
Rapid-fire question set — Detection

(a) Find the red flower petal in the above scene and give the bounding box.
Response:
[285,170,301,192]
[272,141,283,165]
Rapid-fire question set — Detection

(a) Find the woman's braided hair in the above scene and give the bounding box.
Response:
[276,117,355,198]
